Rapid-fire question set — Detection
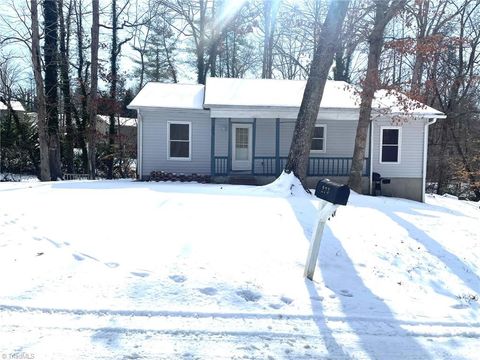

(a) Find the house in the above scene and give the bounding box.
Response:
[96,114,137,151]
[127,78,445,202]
[0,100,25,113]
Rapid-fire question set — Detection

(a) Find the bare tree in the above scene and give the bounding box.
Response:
[59,0,75,173]
[431,1,480,199]
[285,0,350,188]
[160,0,245,84]
[261,0,281,79]
[72,0,89,173]
[348,0,406,193]
[88,0,99,179]
[44,0,62,180]
[31,0,50,181]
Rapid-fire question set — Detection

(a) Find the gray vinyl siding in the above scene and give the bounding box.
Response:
[279,121,295,157]
[254,119,276,155]
[140,108,211,176]
[372,118,425,178]
[278,119,366,157]
[214,118,228,156]
[215,118,367,158]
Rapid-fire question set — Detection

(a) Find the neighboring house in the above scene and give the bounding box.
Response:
[128,78,445,202]
[96,115,137,149]
[0,100,25,113]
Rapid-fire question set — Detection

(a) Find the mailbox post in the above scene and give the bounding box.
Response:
[304,179,350,280]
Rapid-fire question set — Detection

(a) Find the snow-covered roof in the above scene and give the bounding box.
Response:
[204,78,358,109]
[128,82,205,110]
[0,100,25,112]
[97,115,137,127]
[128,78,444,117]
[204,78,445,117]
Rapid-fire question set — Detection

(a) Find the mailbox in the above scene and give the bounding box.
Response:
[314,179,350,205]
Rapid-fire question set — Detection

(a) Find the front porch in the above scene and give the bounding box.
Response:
[210,118,370,178]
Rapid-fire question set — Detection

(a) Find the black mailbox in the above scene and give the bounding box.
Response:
[314,179,350,205]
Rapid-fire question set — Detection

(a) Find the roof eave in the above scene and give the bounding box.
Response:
[127,105,206,111]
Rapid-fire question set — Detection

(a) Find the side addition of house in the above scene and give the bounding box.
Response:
[128,78,445,202]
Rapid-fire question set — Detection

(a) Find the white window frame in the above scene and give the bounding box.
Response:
[310,124,327,153]
[167,121,192,161]
[379,126,402,164]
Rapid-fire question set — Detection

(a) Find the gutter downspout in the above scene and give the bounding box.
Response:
[137,109,143,180]
[422,118,437,202]
[369,121,374,194]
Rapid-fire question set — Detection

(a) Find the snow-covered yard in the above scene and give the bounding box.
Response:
[0,178,479,359]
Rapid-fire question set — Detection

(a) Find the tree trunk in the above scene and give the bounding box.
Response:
[74,0,89,173]
[410,0,428,97]
[196,0,207,84]
[107,0,119,179]
[348,30,384,192]
[284,0,350,189]
[88,0,99,179]
[31,0,50,181]
[348,0,405,193]
[261,0,279,79]
[59,0,74,173]
[44,0,62,180]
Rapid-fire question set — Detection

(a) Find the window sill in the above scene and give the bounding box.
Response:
[167,157,192,161]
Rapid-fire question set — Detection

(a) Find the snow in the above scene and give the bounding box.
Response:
[0,177,478,358]
[126,78,444,117]
[204,77,359,109]
[127,82,205,110]
[204,77,445,117]
[97,115,137,127]
[0,100,25,112]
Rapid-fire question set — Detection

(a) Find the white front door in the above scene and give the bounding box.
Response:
[232,124,252,171]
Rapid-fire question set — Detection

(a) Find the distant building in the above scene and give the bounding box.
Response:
[0,100,26,113]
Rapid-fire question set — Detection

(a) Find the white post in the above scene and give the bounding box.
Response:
[304,201,338,280]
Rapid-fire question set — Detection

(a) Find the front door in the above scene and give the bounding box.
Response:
[232,124,252,171]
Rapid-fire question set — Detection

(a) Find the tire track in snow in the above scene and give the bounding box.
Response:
[1,305,479,359]
[1,304,479,339]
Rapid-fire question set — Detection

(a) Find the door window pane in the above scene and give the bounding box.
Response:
[235,128,249,160]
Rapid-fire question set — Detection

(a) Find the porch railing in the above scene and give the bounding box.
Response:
[214,156,369,177]
[213,156,228,176]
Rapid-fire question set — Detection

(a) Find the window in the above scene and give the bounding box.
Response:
[168,122,191,160]
[380,127,401,163]
[311,125,326,152]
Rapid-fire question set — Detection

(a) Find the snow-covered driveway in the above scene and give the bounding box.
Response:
[0,179,479,359]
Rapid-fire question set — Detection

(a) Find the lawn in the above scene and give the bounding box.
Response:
[0,176,479,359]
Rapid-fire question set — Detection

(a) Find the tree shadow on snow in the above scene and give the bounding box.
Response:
[354,200,480,297]
[288,198,432,359]
[91,327,122,349]
[321,227,432,359]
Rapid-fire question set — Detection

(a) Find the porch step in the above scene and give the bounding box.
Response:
[228,176,257,186]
